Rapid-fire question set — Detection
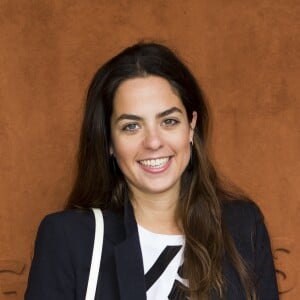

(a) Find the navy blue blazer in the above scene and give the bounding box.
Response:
[25,200,279,299]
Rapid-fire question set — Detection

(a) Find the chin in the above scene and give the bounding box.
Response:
[141,182,180,195]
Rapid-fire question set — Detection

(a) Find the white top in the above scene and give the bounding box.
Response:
[138,225,188,300]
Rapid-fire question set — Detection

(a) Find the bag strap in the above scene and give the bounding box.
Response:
[85,208,104,300]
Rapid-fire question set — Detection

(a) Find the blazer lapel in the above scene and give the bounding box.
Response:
[114,200,147,300]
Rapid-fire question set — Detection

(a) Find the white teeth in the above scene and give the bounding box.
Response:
[139,157,169,168]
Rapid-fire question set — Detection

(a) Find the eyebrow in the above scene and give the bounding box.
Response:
[115,107,183,123]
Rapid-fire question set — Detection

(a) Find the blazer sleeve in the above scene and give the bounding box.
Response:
[252,204,279,299]
[25,213,75,300]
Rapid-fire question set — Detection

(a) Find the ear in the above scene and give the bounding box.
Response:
[189,111,197,142]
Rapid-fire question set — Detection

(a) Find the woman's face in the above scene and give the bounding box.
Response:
[110,76,197,198]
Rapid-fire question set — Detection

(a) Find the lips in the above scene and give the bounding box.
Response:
[138,157,170,169]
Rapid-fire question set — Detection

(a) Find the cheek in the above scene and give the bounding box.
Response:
[112,136,137,165]
[172,133,191,160]
[174,129,190,148]
[182,140,192,161]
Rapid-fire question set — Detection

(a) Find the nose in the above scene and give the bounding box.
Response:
[143,127,163,150]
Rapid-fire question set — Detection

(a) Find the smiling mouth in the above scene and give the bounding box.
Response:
[138,157,171,168]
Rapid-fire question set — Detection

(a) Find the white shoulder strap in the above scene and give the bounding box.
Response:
[85,208,104,300]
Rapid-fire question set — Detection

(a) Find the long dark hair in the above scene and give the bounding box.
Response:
[66,42,256,299]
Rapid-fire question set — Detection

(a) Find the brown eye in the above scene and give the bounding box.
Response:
[162,119,179,127]
[122,123,140,132]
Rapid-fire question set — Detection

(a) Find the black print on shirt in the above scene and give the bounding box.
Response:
[145,245,182,290]
[144,245,188,299]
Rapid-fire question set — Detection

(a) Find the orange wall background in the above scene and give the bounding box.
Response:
[0,1,299,299]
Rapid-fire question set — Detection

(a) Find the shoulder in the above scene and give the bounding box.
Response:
[222,199,263,227]
[35,210,93,245]
[38,209,94,231]
[221,199,275,266]
[221,199,266,254]
[39,208,123,228]
[34,210,96,254]
[27,210,96,299]
[37,208,125,245]
[221,200,279,297]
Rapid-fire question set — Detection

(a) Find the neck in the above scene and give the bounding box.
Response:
[130,188,182,235]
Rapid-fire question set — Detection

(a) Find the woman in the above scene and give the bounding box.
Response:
[25,42,279,299]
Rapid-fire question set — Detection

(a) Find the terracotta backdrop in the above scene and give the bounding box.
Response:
[0,1,299,299]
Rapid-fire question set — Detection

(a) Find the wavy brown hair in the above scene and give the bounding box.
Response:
[66,42,256,299]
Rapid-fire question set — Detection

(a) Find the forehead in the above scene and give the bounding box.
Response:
[112,76,186,116]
